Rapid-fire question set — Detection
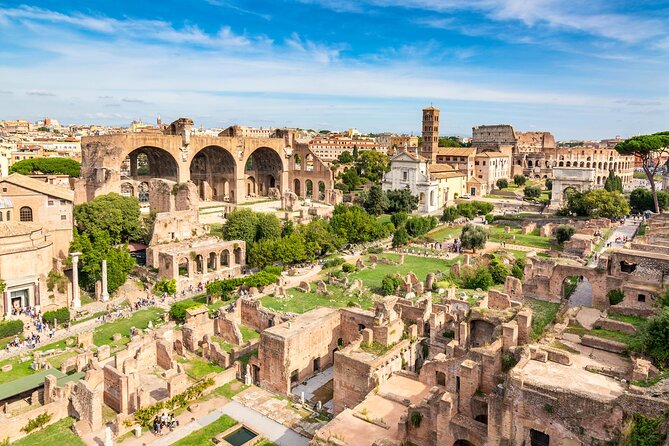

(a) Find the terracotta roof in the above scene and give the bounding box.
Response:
[475,151,507,158]
[428,164,456,173]
[436,147,476,157]
[468,177,483,184]
[0,173,74,201]
[432,171,466,179]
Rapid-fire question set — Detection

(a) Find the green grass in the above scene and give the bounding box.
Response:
[632,369,669,387]
[213,379,249,399]
[239,325,259,342]
[376,214,392,224]
[171,414,238,446]
[506,249,528,260]
[426,225,463,242]
[607,313,647,328]
[92,307,164,347]
[349,253,457,291]
[524,298,560,341]
[488,226,551,249]
[237,349,257,366]
[261,283,375,314]
[47,351,78,369]
[255,440,278,446]
[0,355,37,384]
[565,325,642,350]
[11,417,86,446]
[180,356,225,380]
[179,294,229,313]
[550,340,580,354]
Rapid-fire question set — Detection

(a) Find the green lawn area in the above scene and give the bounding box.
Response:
[239,325,259,342]
[213,379,249,399]
[350,253,457,290]
[261,283,375,314]
[12,417,86,446]
[0,355,37,384]
[506,249,528,260]
[524,298,560,341]
[376,214,392,224]
[427,225,463,242]
[93,307,164,347]
[488,226,551,249]
[607,313,647,328]
[171,414,238,446]
[179,294,228,313]
[566,324,643,351]
[178,356,225,380]
[47,351,78,369]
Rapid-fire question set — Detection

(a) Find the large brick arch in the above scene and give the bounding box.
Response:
[547,264,609,308]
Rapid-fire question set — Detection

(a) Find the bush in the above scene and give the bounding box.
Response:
[263,265,283,276]
[608,289,624,306]
[489,258,510,285]
[511,263,524,280]
[484,213,494,224]
[442,206,459,222]
[461,265,494,290]
[641,307,669,367]
[523,185,541,199]
[410,411,423,427]
[42,307,70,325]
[390,211,408,229]
[11,157,80,177]
[169,301,203,324]
[471,201,494,215]
[155,278,176,295]
[381,274,402,296]
[405,216,437,237]
[496,178,508,189]
[555,224,576,244]
[625,413,664,446]
[21,412,52,433]
[392,227,410,247]
[0,320,23,338]
[341,263,357,273]
[513,174,526,186]
[367,247,383,254]
[323,257,345,269]
[501,352,518,372]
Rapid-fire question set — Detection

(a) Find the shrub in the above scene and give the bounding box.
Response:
[169,301,202,324]
[21,412,52,433]
[405,216,437,237]
[0,320,23,338]
[410,411,423,427]
[484,213,494,224]
[42,307,70,325]
[367,247,383,254]
[608,289,624,306]
[471,201,494,215]
[496,178,508,189]
[133,378,214,427]
[555,224,576,244]
[625,413,663,446]
[489,258,510,285]
[461,265,494,290]
[511,264,524,280]
[441,206,459,222]
[341,263,357,273]
[155,278,177,295]
[523,185,541,199]
[392,227,410,247]
[641,308,669,367]
[263,265,283,276]
[501,352,518,372]
[390,211,408,229]
[323,257,346,269]
[381,274,402,296]
[513,174,526,186]
[456,203,475,219]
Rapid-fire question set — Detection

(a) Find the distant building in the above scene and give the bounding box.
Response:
[218,125,273,138]
[419,106,439,161]
[308,136,383,161]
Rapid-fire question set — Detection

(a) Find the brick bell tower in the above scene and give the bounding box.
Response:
[420,105,439,162]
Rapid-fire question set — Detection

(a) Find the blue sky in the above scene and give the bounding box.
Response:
[0,1,668,139]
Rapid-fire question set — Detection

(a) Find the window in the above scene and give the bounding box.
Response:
[638,294,646,302]
[60,200,66,205]
[61,215,67,221]
[48,200,54,206]
[403,170,408,181]
[1,188,6,192]
[19,206,33,222]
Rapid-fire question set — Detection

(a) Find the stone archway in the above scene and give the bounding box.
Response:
[305,179,313,198]
[122,146,178,181]
[548,264,608,308]
[294,179,301,197]
[244,147,284,199]
[190,145,236,202]
[549,167,595,208]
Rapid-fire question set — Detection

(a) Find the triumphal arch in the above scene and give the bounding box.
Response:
[75,118,334,206]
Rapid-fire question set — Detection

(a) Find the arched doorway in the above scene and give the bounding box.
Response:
[138,182,150,203]
[318,181,326,200]
[305,180,313,198]
[120,182,134,197]
[122,146,178,181]
[190,146,236,202]
[454,440,476,446]
[564,274,592,307]
[244,147,283,199]
[178,258,189,277]
[247,176,257,197]
[294,179,301,197]
[220,249,230,267]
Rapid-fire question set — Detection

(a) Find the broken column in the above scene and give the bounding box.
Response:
[71,252,82,309]
[101,259,110,302]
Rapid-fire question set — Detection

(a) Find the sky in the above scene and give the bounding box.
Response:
[0,1,668,139]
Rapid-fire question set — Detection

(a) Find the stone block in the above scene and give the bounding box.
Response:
[97,345,111,361]
[78,331,94,348]
[112,333,122,342]
[488,290,511,310]
[504,276,523,300]
[316,281,328,294]
[298,281,310,293]
[1,364,12,372]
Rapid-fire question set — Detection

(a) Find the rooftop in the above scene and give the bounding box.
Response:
[264,307,339,339]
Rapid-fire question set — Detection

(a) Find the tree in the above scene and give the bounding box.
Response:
[460,223,487,253]
[489,258,510,284]
[471,201,494,215]
[355,149,389,182]
[456,203,475,219]
[74,193,142,244]
[616,132,669,213]
[10,158,81,177]
[604,170,623,193]
[298,218,344,257]
[545,179,553,190]
[563,189,630,219]
[392,227,409,247]
[223,209,259,247]
[496,178,508,189]
[381,274,402,296]
[405,216,437,237]
[441,206,459,222]
[330,204,389,244]
[513,175,527,186]
[629,188,669,213]
[523,185,541,199]
[641,307,669,367]
[363,184,389,216]
[390,211,408,228]
[339,167,363,191]
[555,224,575,244]
[438,137,462,148]
[255,213,281,242]
[461,265,494,290]
[352,145,359,159]
[338,151,354,164]
[385,189,419,213]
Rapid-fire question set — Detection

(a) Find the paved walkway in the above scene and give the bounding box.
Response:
[150,402,309,446]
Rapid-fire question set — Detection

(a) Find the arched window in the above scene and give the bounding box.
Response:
[20,206,33,222]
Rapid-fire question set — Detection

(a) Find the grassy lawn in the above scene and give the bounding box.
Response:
[178,356,225,380]
[261,283,375,314]
[350,253,456,290]
[488,226,551,249]
[607,313,647,328]
[171,414,238,446]
[211,335,234,353]
[239,325,259,342]
[524,298,560,341]
[12,417,85,446]
[92,307,164,347]
[0,355,37,384]
[47,351,78,369]
[179,294,229,313]
[213,379,249,399]
[427,225,463,242]
[565,324,642,351]
[506,249,528,260]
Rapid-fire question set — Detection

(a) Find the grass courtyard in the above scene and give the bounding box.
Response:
[92,307,164,348]
[487,226,552,249]
[11,417,86,446]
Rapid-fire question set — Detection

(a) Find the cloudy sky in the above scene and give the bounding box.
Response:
[0,1,668,139]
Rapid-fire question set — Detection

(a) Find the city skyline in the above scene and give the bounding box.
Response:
[0,1,668,139]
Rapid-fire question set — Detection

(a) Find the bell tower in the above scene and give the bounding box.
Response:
[420,106,439,161]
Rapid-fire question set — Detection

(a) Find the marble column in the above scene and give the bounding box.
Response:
[101,259,110,302]
[71,252,82,309]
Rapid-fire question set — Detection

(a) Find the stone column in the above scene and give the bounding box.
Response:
[101,259,110,302]
[71,252,82,309]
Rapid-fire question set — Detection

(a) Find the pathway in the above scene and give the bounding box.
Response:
[149,402,309,446]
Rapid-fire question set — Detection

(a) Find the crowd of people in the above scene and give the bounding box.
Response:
[153,412,179,435]
[5,306,60,352]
